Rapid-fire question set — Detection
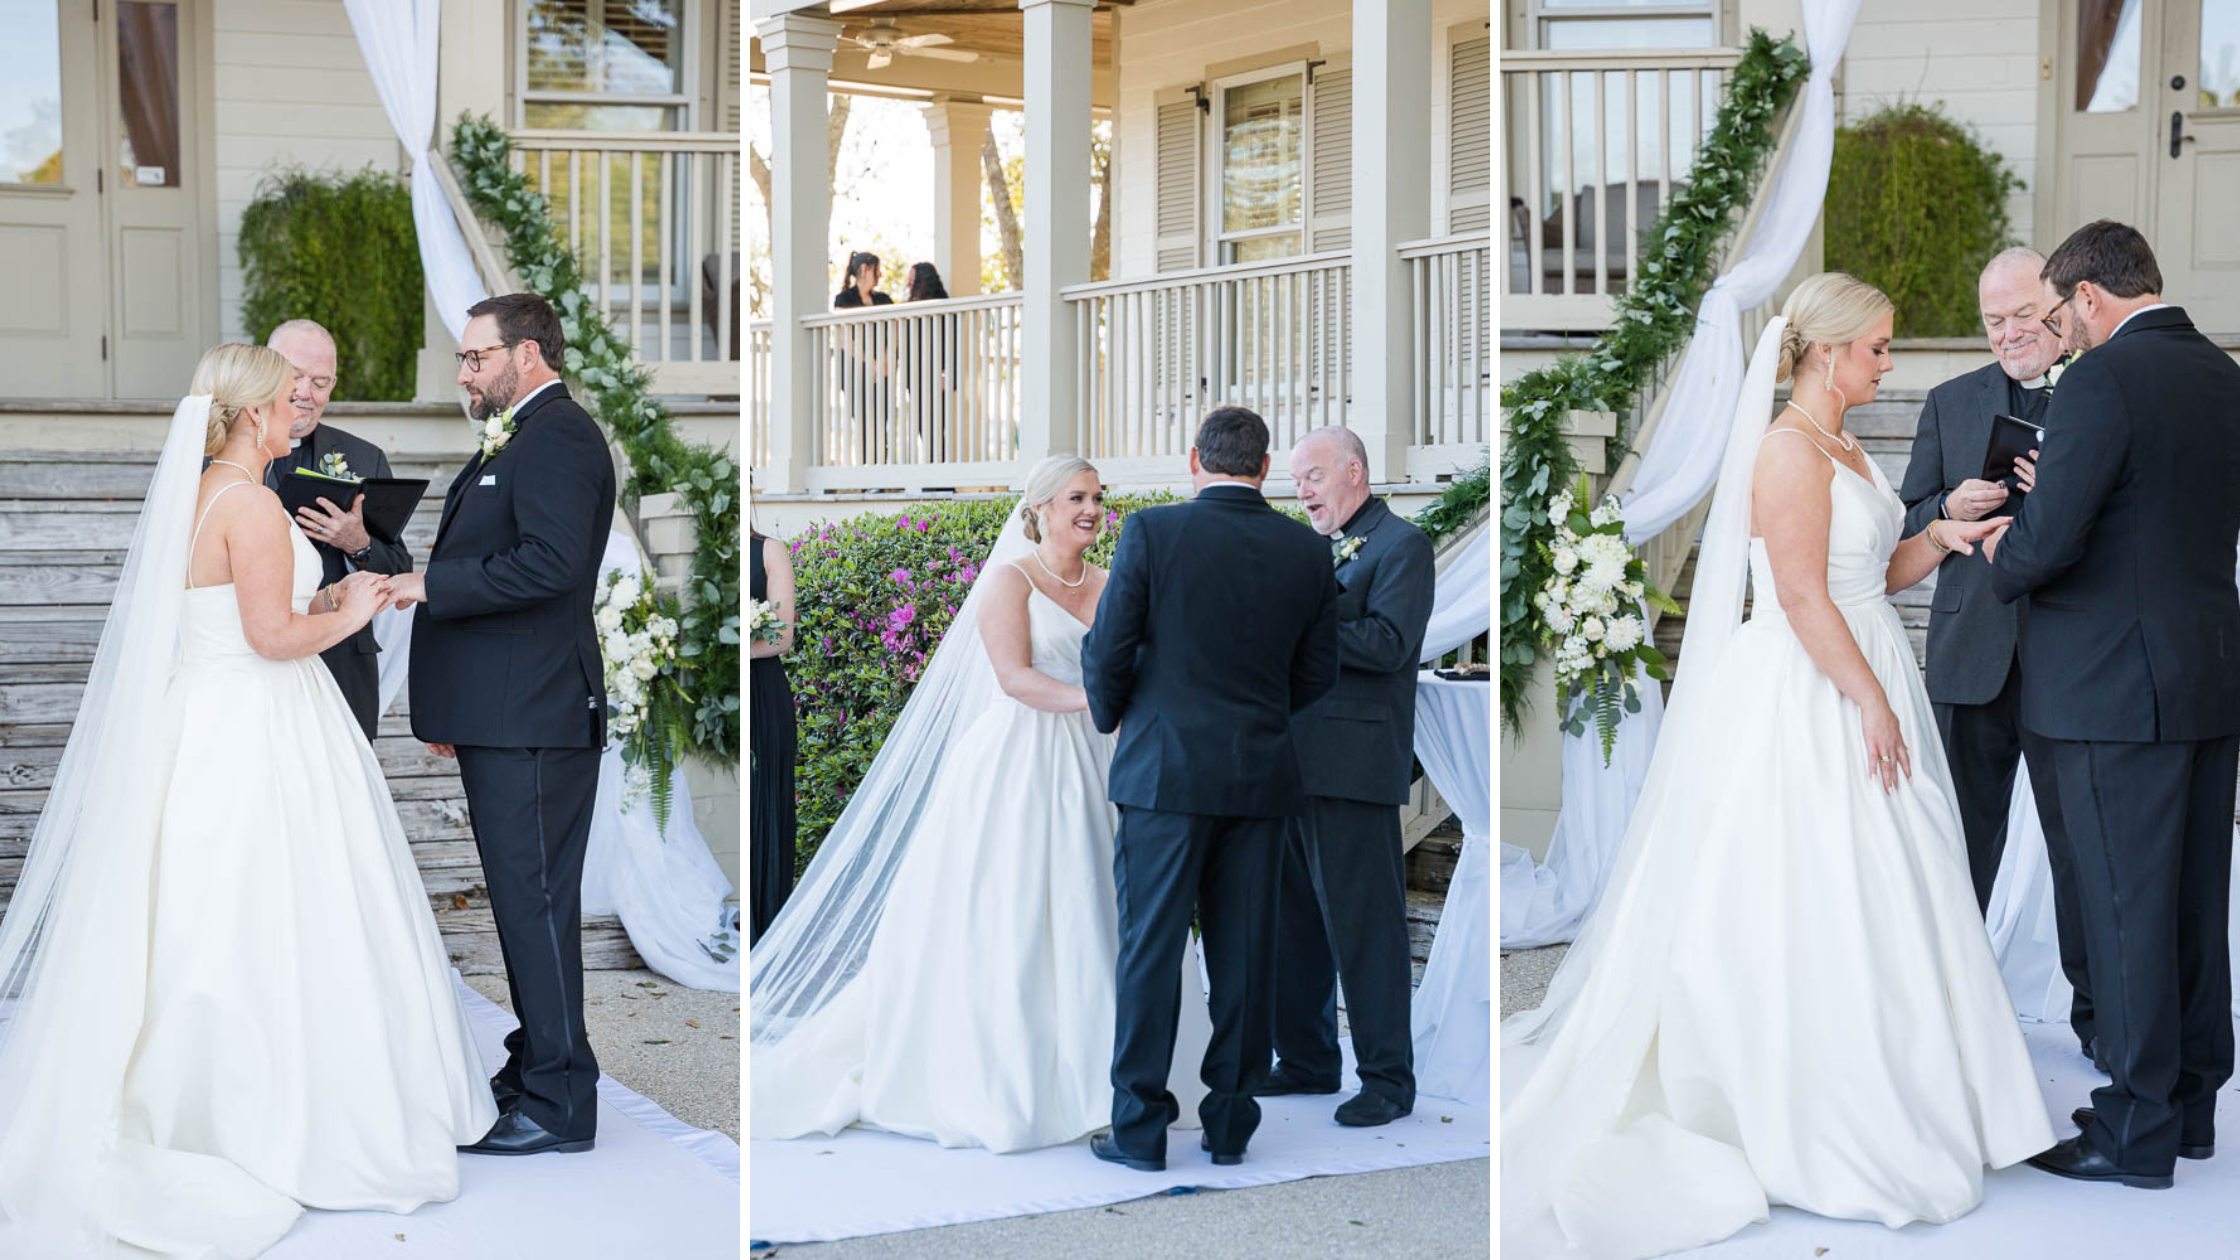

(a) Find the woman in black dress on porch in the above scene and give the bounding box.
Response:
[749,528,799,943]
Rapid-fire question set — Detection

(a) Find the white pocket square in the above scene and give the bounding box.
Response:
[479,474,497,486]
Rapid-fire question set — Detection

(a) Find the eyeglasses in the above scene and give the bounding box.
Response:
[292,371,337,391]
[2041,291,2075,336]
[455,340,519,372]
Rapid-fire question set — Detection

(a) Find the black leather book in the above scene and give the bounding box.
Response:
[279,469,428,545]
[1980,413,2046,492]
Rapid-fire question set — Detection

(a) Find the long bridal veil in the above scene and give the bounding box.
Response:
[1501,320,1789,1214]
[747,506,1034,1046]
[0,396,222,1251]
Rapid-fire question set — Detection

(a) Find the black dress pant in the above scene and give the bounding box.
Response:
[1108,805,1281,1160]
[1934,657,2094,1044]
[1269,796,1416,1108]
[456,743,603,1141]
[2052,734,2240,1174]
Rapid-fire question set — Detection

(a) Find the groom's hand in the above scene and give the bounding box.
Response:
[424,742,456,759]
[386,571,428,609]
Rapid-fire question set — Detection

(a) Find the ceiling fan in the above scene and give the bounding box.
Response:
[845,18,979,70]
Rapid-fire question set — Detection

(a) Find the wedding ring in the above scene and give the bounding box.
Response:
[1879,754,1893,763]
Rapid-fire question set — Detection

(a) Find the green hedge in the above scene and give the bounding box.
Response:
[239,167,423,401]
[1826,103,2024,337]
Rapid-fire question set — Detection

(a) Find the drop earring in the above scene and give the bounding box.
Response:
[1822,353,1834,393]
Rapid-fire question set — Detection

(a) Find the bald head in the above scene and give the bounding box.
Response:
[1290,426,1371,537]
[267,319,338,438]
[1978,247,2058,382]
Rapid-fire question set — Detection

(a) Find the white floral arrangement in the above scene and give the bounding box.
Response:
[598,567,688,835]
[1532,474,1680,765]
[317,451,359,481]
[747,597,786,646]
[478,408,518,459]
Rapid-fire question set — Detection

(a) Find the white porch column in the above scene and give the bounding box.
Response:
[924,97,993,298]
[1017,0,1096,469]
[755,14,844,495]
[1351,0,1433,483]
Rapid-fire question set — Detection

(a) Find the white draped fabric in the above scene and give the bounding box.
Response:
[1418,522,1491,662]
[1408,674,1492,1106]
[342,0,490,341]
[1501,0,1858,950]
[372,533,740,992]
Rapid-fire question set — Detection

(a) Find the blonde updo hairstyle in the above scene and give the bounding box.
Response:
[189,343,294,457]
[1775,272,1895,385]
[1017,455,1100,544]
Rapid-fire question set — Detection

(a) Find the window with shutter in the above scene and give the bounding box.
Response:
[1153,88,1201,272]
[1449,35,1491,233]
[1307,63,1351,252]
[520,0,694,131]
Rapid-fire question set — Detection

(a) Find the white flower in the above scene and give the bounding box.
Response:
[631,656,658,681]
[612,575,642,606]
[1603,614,1644,653]
[1546,606,1576,635]
[1596,589,1621,616]
[1624,580,1644,600]
[598,606,624,632]
[1581,616,1605,642]
[1590,501,1619,528]
[1585,554,1628,593]
[1552,547,1579,575]
[484,416,505,438]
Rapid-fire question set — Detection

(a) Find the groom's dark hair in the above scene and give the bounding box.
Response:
[467,293,567,372]
[1194,407,1269,476]
[2042,220,2163,300]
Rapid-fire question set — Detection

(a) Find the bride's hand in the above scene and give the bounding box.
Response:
[1934,515,2011,556]
[1862,699,1911,795]
[336,574,390,622]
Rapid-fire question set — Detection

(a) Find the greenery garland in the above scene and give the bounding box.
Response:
[1413,452,1490,545]
[1499,30,1809,731]
[450,115,741,763]
[240,167,423,401]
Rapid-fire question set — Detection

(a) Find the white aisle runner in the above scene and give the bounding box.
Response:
[267,975,740,1258]
[748,1045,1491,1245]
[1671,1016,2240,1258]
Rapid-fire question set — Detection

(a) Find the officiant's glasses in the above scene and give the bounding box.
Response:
[455,340,520,373]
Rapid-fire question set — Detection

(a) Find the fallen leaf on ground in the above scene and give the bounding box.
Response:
[644,1039,670,1045]
[451,894,469,910]
[686,1019,701,1029]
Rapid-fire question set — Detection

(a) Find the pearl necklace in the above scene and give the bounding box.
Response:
[208,458,258,482]
[1029,547,1088,588]
[1782,400,1856,453]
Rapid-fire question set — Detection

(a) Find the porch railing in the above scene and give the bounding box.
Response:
[1403,233,1492,478]
[797,293,1025,492]
[508,129,740,397]
[1065,252,1353,479]
[1501,48,1742,333]
[749,320,772,474]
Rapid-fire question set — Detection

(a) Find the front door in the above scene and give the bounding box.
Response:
[2049,0,2240,333]
[0,0,210,399]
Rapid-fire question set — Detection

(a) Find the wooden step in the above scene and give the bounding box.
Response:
[1406,828,1462,898]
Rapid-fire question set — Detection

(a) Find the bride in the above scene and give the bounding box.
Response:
[751,456,1210,1152]
[0,345,496,1256]
[1502,274,2056,1259]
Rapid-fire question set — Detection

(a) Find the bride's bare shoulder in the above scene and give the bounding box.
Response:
[1752,426,1835,487]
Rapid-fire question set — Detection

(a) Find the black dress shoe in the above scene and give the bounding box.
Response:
[1254,1065,1341,1097]
[2070,1108,2213,1160]
[2025,1135,2172,1189]
[1334,1092,1411,1127]
[1199,1136,1242,1167]
[1090,1132,1164,1172]
[461,1109,595,1156]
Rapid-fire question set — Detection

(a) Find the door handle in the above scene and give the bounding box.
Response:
[2172,111,2198,158]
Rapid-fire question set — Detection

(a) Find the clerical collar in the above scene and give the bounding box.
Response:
[2018,376,2048,391]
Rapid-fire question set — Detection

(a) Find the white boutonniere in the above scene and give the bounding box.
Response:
[1332,535,1365,568]
[479,408,518,459]
[2044,353,2074,394]
[317,451,359,482]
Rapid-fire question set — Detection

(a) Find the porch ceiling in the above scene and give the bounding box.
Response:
[749,2,1121,105]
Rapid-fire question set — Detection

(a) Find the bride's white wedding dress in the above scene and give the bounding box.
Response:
[0,462,495,1257]
[1502,323,2054,1260]
[753,562,1210,1152]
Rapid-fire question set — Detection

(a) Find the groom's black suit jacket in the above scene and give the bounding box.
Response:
[1989,306,2240,743]
[261,422,412,741]
[409,382,615,749]
[1080,483,1340,818]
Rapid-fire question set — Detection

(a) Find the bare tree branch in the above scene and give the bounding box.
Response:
[983,130,1024,292]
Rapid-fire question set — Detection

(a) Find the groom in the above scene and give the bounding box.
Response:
[1986,221,2240,1188]
[1080,407,1339,1171]
[386,293,618,1155]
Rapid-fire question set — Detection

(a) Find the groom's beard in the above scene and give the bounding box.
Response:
[469,365,523,420]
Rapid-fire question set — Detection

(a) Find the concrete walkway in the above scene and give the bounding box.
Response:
[466,969,740,1141]
[751,1157,1489,1260]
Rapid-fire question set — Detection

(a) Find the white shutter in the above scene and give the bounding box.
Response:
[1448,34,1492,233]
[1154,87,1202,273]
[722,0,742,254]
[1307,58,1352,253]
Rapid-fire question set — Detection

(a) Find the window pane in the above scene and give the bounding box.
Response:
[117,1,180,188]
[1542,17,1715,51]
[2203,0,2240,110]
[2078,0,2141,112]
[523,102,678,131]
[1542,0,1707,8]
[1227,233,1302,264]
[1,0,65,184]
[526,0,683,98]
[1221,74,1303,234]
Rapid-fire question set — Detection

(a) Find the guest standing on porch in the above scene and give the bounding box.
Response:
[905,262,956,458]
[750,527,800,944]
[834,251,893,461]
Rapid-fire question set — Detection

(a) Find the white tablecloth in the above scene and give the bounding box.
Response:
[1409,673,1491,1105]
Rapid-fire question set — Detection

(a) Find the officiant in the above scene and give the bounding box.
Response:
[1897,249,2095,1059]
[264,318,414,741]
[1262,426,1435,1128]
